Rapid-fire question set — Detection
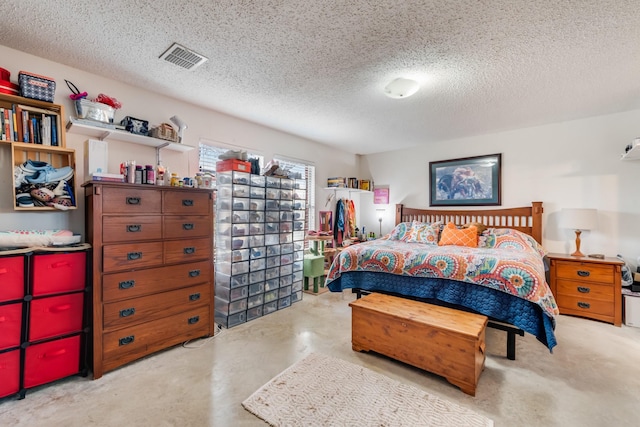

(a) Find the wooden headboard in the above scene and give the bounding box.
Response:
[395,202,544,244]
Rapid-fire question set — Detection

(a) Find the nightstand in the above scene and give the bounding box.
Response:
[547,253,624,326]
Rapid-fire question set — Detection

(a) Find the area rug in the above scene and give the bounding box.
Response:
[242,352,493,427]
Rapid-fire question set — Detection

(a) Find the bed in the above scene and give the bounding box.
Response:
[326,201,559,356]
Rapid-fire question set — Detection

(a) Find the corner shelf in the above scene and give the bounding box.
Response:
[621,144,640,160]
[65,119,193,153]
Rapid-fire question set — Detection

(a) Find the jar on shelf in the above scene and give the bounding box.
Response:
[170,173,180,187]
[145,165,155,185]
[135,165,143,184]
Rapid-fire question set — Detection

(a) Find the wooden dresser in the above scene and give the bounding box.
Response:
[84,182,215,378]
[547,253,624,326]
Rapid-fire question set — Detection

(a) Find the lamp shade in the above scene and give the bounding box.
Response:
[561,208,597,231]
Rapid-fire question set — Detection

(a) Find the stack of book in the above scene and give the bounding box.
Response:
[0,103,59,145]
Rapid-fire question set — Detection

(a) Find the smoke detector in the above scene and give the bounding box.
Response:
[159,43,208,70]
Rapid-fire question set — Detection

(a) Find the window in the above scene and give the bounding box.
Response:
[273,156,316,237]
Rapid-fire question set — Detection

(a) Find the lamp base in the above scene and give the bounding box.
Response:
[570,249,586,257]
[571,230,584,257]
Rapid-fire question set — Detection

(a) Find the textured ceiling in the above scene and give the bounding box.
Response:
[1,0,640,155]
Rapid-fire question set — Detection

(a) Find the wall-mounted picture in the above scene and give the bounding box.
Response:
[373,187,389,204]
[429,153,501,206]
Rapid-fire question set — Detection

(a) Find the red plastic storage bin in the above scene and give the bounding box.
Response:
[31,252,86,296]
[23,335,80,388]
[28,293,84,341]
[0,302,23,351]
[0,256,25,302]
[0,349,20,398]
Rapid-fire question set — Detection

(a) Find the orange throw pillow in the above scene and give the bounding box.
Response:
[438,222,478,247]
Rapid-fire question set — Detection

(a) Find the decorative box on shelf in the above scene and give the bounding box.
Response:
[216,159,251,172]
[150,123,178,142]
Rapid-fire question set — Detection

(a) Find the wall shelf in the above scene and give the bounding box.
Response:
[621,144,640,160]
[65,119,193,153]
[324,187,373,195]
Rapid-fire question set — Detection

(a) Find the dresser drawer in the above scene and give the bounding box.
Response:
[164,215,212,239]
[102,187,162,214]
[103,242,164,273]
[0,256,24,303]
[163,190,211,215]
[103,215,162,243]
[555,261,616,284]
[164,237,212,264]
[556,279,614,301]
[103,260,211,302]
[102,305,211,372]
[103,283,211,329]
[555,294,614,317]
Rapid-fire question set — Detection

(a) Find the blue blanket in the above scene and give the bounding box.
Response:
[328,271,557,351]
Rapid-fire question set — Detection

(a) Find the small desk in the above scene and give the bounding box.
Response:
[304,235,333,294]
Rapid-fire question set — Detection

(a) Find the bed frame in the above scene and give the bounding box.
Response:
[359,201,545,360]
[395,201,543,244]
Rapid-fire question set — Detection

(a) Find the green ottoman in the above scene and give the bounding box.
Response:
[303,255,325,293]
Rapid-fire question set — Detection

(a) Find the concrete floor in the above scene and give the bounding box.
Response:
[2,291,640,426]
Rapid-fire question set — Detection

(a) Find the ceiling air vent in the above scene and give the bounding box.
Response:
[159,43,208,70]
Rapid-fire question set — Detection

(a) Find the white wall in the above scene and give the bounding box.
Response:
[0,45,359,234]
[359,110,640,268]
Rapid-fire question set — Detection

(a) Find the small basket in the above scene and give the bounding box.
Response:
[18,71,56,102]
[150,123,178,142]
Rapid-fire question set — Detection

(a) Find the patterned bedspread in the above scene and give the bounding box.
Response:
[326,234,559,350]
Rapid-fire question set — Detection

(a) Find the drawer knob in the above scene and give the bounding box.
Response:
[119,280,135,289]
[182,223,194,230]
[119,307,136,318]
[189,269,201,277]
[577,270,590,277]
[126,197,141,205]
[127,224,142,232]
[577,302,591,309]
[577,286,590,293]
[119,335,135,346]
[184,247,196,255]
[182,199,194,207]
[127,252,142,261]
[188,315,200,324]
[189,293,201,301]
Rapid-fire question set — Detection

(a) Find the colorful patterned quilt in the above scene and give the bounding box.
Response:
[326,233,559,323]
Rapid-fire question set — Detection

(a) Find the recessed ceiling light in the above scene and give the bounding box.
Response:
[384,78,420,99]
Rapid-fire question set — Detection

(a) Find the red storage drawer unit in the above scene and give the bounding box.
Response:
[0,256,24,302]
[31,252,86,296]
[28,293,84,341]
[0,349,20,398]
[0,302,23,350]
[23,335,80,388]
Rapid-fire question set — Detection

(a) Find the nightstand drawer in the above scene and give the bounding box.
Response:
[556,279,614,301]
[555,294,614,317]
[555,261,616,284]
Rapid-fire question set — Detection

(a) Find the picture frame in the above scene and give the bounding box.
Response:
[429,153,501,206]
[319,211,333,232]
[373,187,389,204]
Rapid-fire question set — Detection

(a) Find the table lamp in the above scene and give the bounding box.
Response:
[376,209,385,237]
[561,208,597,257]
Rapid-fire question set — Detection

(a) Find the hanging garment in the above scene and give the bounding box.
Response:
[334,198,345,246]
[347,199,356,237]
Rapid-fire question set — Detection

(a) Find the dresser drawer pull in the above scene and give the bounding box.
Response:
[182,223,194,230]
[188,316,200,324]
[189,292,201,301]
[127,252,142,261]
[119,307,136,318]
[189,269,201,277]
[577,286,590,293]
[126,197,141,205]
[577,270,590,277]
[127,224,142,232]
[119,280,135,289]
[577,302,591,309]
[182,199,194,207]
[119,335,135,346]
[184,247,196,255]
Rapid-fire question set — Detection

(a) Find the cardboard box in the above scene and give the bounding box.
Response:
[216,159,251,172]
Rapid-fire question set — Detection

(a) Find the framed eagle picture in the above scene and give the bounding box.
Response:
[429,153,501,206]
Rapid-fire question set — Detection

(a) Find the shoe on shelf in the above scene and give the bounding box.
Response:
[14,166,31,188]
[16,193,34,208]
[53,179,67,196]
[19,159,55,174]
[25,166,74,184]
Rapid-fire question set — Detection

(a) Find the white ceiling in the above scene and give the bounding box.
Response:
[2,0,640,155]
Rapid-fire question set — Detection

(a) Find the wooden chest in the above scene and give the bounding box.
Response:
[349,293,488,396]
